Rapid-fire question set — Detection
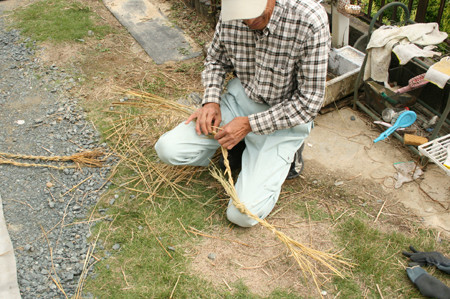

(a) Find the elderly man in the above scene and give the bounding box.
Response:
[156,0,330,227]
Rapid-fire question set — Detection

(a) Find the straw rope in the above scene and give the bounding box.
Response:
[0,158,78,170]
[0,150,105,169]
[211,147,353,297]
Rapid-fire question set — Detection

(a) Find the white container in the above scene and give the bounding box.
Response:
[324,45,365,107]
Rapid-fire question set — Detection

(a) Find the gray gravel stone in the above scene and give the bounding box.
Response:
[207,253,216,260]
[0,12,113,299]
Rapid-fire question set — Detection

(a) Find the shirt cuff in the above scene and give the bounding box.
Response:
[248,112,274,135]
[202,86,222,105]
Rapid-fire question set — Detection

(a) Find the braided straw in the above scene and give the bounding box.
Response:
[0,150,105,169]
[210,147,353,297]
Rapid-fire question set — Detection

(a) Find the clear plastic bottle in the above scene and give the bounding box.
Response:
[381,108,410,124]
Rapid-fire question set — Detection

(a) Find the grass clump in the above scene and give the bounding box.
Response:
[11,0,111,42]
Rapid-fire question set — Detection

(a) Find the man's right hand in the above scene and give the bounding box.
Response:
[185,102,222,136]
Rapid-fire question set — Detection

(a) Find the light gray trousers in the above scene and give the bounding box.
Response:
[155,79,312,227]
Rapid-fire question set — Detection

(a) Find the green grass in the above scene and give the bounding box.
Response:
[85,181,255,298]
[334,218,450,297]
[11,0,111,42]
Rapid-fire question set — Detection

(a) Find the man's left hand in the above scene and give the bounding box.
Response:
[215,117,252,149]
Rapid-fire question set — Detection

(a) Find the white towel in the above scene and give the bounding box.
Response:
[424,57,450,88]
[364,23,448,83]
[393,43,441,65]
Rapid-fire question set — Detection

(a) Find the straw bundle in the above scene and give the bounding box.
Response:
[211,147,353,296]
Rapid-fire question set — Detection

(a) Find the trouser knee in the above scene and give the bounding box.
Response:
[155,134,176,165]
[226,205,259,227]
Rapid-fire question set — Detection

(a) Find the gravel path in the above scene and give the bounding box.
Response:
[0,10,112,299]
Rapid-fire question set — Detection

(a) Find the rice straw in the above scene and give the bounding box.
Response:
[211,147,353,297]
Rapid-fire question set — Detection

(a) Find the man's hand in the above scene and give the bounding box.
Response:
[185,103,221,136]
[215,116,252,149]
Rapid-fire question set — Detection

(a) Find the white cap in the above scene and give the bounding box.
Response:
[221,0,268,22]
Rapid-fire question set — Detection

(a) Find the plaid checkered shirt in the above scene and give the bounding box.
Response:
[201,0,331,135]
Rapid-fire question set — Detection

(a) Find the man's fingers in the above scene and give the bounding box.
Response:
[214,129,225,139]
[186,112,202,135]
[213,116,221,132]
[215,133,237,150]
[221,139,237,150]
[195,120,202,135]
[186,104,222,136]
[200,115,210,135]
[185,111,197,125]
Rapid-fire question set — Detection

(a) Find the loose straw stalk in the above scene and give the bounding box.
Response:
[211,147,353,296]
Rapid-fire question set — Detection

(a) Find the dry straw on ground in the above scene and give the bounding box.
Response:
[110,89,354,296]
[104,89,207,203]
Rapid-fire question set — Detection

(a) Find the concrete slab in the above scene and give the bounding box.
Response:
[103,0,201,64]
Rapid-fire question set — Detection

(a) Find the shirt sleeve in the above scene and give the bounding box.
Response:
[248,16,330,135]
[201,19,235,105]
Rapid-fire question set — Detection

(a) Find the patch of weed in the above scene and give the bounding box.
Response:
[175,61,204,74]
[143,76,166,95]
[11,0,112,42]
[167,0,213,47]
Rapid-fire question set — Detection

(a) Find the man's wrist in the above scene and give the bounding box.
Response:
[203,102,220,108]
[239,116,252,134]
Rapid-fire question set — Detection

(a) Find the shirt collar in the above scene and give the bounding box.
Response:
[264,0,285,35]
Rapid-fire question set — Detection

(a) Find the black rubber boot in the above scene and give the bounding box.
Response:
[286,143,305,180]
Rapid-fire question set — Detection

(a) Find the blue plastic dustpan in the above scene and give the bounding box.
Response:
[374,111,417,143]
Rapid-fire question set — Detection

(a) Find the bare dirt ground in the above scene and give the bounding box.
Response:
[309,108,449,234]
[3,0,449,296]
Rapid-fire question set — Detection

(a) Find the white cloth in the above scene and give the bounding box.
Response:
[393,43,441,65]
[424,57,450,88]
[155,79,312,227]
[364,23,448,83]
